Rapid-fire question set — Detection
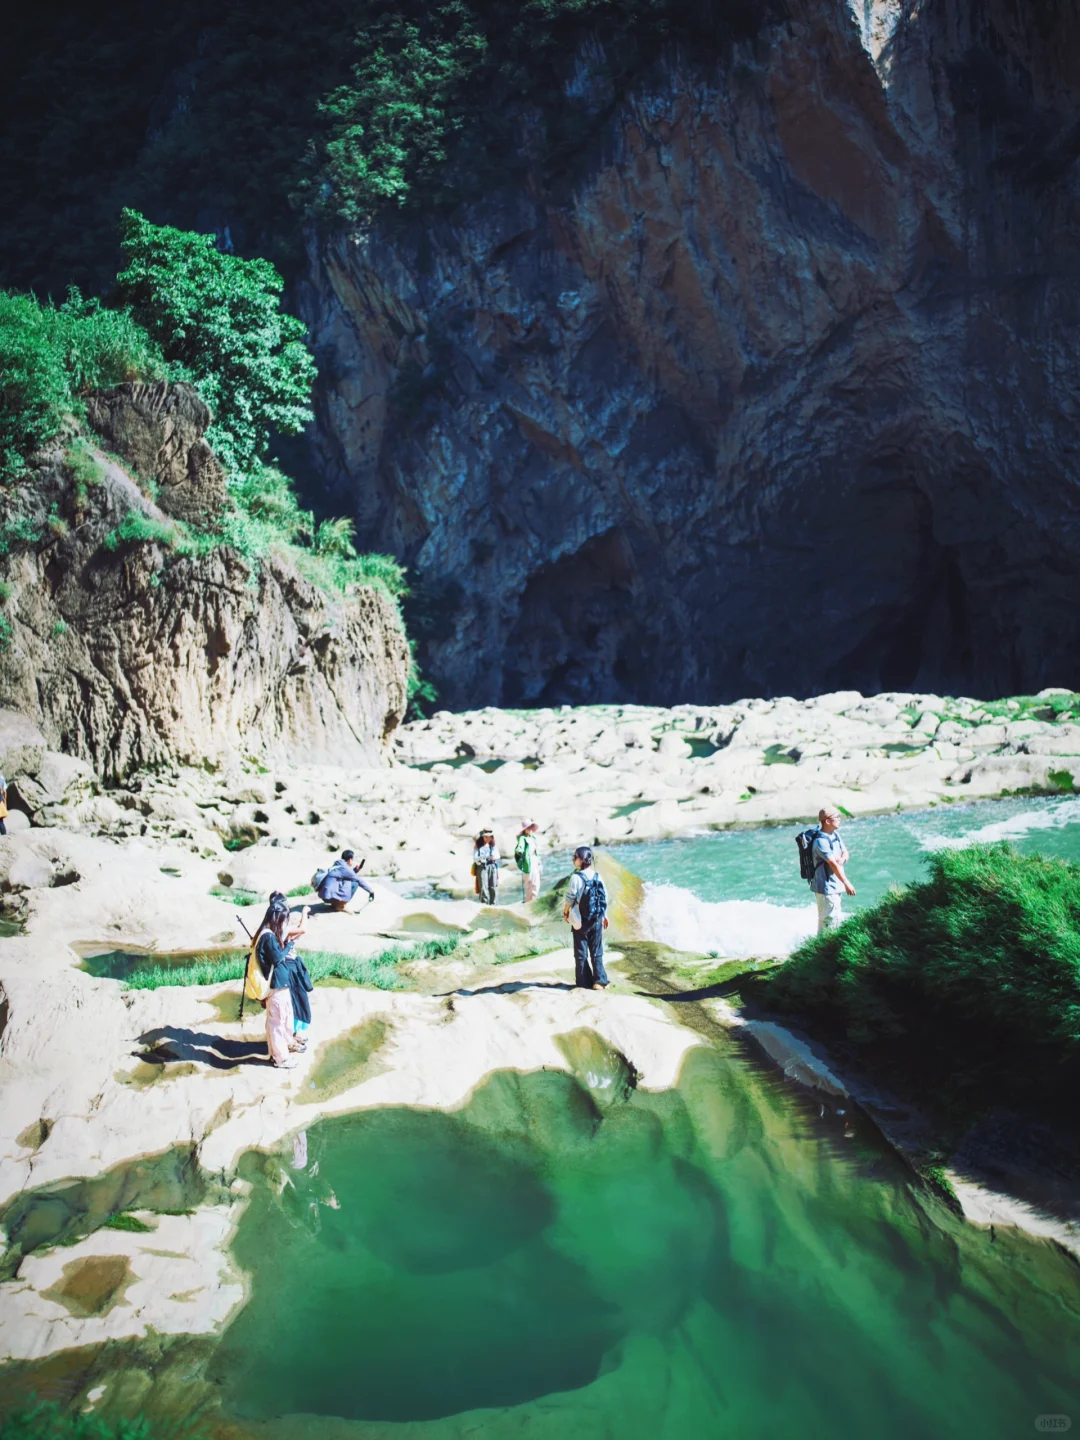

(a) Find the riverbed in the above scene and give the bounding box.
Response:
[4,722,1080,1436]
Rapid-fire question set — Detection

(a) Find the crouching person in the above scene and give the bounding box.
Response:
[318,849,374,911]
[563,846,610,990]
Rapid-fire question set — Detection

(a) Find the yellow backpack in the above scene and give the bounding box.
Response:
[243,937,271,1002]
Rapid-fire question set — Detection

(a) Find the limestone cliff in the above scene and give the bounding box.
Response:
[0,384,410,780]
[303,0,1080,708]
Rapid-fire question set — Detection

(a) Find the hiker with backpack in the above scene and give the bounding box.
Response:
[796,807,855,931]
[245,894,311,1068]
[314,850,375,912]
[563,845,610,990]
[514,819,541,903]
[473,828,501,905]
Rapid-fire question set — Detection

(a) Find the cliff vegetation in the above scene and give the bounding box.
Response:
[0,0,762,290]
[0,212,417,775]
[0,209,406,621]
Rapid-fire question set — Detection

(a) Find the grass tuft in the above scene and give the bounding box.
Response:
[103,511,177,552]
[208,885,263,907]
[101,1213,155,1233]
[123,936,461,993]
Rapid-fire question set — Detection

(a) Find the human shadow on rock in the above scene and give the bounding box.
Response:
[137,1026,270,1070]
[634,979,745,1003]
[446,981,577,998]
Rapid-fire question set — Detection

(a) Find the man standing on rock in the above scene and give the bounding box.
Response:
[812,808,855,931]
[564,846,610,990]
[0,771,6,836]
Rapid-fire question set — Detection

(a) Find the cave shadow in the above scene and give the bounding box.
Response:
[136,1025,270,1070]
[444,981,578,998]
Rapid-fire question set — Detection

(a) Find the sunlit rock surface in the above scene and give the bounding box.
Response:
[0,385,410,779]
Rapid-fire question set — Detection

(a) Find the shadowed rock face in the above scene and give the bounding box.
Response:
[303,0,1080,708]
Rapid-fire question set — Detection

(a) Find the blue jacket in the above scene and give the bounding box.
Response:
[319,858,362,903]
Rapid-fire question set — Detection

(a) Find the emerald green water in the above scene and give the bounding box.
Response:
[212,1053,1080,1437]
[622,794,1080,956]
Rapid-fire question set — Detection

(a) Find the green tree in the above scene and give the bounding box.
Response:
[114,209,316,475]
[0,288,167,481]
[314,7,486,222]
[0,293,71,480]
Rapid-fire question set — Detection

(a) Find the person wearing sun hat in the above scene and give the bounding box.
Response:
[514,819,541,903]
[473,827,500,905]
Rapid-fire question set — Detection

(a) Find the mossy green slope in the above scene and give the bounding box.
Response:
[763,843,1080,1114]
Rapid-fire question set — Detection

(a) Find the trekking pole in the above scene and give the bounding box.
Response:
[236,915,254,1022]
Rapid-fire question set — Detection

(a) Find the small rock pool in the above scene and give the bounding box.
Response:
[210,1058,1080,1434]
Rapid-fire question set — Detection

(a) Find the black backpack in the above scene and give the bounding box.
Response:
[578,872,608,927]
[796,827,822,887]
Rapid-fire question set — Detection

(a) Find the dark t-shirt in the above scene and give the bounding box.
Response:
[256,931,293,989]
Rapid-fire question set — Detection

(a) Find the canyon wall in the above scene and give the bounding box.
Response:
[0,385,410,780]
[303,0,1080,708]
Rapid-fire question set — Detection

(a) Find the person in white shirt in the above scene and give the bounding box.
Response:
[811,808,855,931]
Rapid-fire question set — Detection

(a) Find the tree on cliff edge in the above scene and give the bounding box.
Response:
[114,209,316,477]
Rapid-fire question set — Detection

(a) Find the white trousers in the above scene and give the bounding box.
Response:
[815,891,844,932]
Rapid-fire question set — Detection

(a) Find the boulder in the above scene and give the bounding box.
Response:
[84,381,227,527]
[7,854,56,890]
[0,709,47,783]
[656,732,692,760]
[11,753,95,820]
[75,796,124,827]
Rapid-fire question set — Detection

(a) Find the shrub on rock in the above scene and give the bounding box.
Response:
[765,843,1080,1114]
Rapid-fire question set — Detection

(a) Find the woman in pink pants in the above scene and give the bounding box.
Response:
[254,895,304,1069]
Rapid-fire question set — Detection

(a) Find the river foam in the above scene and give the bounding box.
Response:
[640,881,816,958]
[922,796,1080,850]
